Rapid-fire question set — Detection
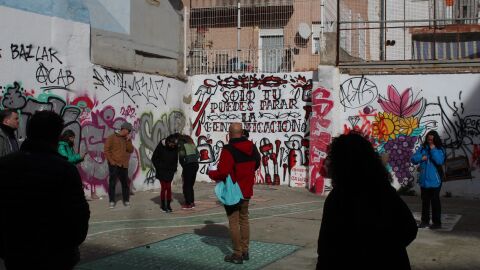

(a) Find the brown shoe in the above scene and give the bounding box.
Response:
[224,254,243,264]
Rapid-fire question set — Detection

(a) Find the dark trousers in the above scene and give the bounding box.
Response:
[421,187,441,225]
[160,181,172,200]
[182,163,199,205]
[108,165,130,203]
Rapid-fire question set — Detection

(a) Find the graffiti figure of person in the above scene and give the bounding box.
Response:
[58,129,86,164]
[152,134,179,213]
[411,130,446,230]
[0,109,20,158]
[104,122,134,208]
[208,122,261,264]
[258,137,280,185]
[0,111,90,270]
[317,132,418,270]
[178,134,200,210]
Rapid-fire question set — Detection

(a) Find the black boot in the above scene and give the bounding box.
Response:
[166,200,173,212]
[160,199,167,212]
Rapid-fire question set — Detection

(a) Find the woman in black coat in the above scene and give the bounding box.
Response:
[317,132,418,270]
[152,134,179,212]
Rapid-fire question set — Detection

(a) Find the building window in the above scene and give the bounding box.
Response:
[312,23,321,55]
[259,29,284,73]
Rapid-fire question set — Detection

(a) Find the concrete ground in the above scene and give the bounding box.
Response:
[2,181,480,269]
[80,181,480,270]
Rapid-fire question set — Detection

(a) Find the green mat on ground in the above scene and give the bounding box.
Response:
[76,233,300,270]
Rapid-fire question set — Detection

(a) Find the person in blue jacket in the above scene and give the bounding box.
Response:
[58,130,85,164]
[411,130,445,229]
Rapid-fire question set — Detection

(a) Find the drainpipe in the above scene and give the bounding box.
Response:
[237,0,241,71]
[380,0,385,60]
[336,0,340,66]
[320,0,325,53]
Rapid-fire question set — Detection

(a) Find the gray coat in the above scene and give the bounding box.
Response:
[0,125,17,157]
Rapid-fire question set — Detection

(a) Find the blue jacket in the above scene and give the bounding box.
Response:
[411,146,445,188]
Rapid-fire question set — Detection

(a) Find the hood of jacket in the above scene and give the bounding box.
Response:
[228,137,254,155]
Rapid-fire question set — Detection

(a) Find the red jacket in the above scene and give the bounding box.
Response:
[208,137,260,199]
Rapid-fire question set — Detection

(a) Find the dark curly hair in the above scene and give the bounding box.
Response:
[327,132,390,191]
[422,130,443,149]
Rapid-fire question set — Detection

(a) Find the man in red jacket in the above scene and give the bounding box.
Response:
[208,122,260,264]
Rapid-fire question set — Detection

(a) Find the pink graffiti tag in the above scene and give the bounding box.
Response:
[120,105,137,119]
[78,106,140,191]
[309,87,334,194]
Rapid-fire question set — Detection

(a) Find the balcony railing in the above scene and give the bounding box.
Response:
[187,48,294,75]
[191,0,294,9]
[338,0,480,64]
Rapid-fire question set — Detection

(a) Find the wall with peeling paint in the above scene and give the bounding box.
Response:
[0,6,187,198]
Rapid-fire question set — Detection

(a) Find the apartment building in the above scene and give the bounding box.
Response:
[185,0,337,74]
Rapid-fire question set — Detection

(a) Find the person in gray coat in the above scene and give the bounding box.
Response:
[0,109,19,157]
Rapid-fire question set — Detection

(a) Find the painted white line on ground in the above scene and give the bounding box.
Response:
[89,200,323,224]
[86,208,322,238]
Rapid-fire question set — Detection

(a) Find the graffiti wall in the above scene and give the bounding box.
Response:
[0,6,187,197]
[188,73,313,187]
[309,67,337,194]
[337,73,480,196]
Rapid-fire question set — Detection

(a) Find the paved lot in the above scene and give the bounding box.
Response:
[2,181,480,269]
[78,181,480,270]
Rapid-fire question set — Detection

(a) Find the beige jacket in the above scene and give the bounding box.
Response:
[104,133,134,168]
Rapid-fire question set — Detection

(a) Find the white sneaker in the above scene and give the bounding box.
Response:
[109,202,115,209]
[124,201,131,207]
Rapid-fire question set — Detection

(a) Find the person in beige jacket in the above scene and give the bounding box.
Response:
[104,122,134,208]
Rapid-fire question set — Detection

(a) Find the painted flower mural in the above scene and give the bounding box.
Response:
[399,117,419,136]
[374,85,425,185]
[372,112,400,142]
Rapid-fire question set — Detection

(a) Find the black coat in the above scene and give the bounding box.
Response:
[0,139,90,269]
[151,140,178,182]
[317,185,418,270]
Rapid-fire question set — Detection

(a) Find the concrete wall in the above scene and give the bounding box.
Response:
[334,72,480,198]
[0,5,188,197]
[90,0,185,78]
[187,72,313,188]
[0,0,185,79]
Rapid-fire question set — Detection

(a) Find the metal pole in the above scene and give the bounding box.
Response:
[404,0,406,60]
[237,0,241,71]
[336,0,340,65]
[433,0,437,60]
[380,0,385,60]
[321,0,325,53]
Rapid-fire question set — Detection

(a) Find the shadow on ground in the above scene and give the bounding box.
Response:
[194,220,231,256]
